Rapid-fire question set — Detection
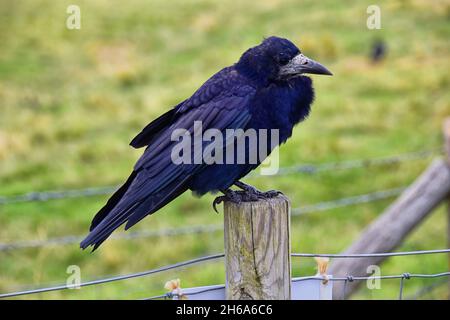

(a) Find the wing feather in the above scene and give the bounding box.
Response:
[81,70,256,250]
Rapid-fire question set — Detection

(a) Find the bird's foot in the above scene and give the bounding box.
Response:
[212,189,259,213]
[212,183,284,213]
[234,181,283,200]
[257,189,283,199]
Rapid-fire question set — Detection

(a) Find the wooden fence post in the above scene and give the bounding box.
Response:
[224,195,291,300]
[444,117,450,300]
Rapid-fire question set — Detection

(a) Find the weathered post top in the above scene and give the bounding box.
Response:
[223,195,291,300]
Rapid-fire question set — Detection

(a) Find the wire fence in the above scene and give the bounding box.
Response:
[0,224,223,251]
[0,254,224,298]
[0,186,118,205]
[0,148,439,206]
[292,186,405,215]
[293,272,450,300]
[291,248,450,258]
[0,147,446,299]
[143,286,227,300]
[0,186,406,251]
[262,148,440,176]
[144,272,450,300]
[406,277,449,300]
[1,249,448,300]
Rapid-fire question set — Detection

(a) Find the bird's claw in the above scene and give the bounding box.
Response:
[212,189,283,213]
[212,196,226,213]
[257,189,283,199]
[213,190,257,213]
[234,181,283,200]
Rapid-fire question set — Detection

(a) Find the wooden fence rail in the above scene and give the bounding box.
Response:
[330,118,450,299]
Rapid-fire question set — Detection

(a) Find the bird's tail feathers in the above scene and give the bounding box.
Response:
[89,171,138,231]
[80,175,189,251]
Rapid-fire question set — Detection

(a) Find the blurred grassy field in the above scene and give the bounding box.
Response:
[0,0,449,299]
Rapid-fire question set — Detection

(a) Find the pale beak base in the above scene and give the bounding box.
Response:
[279,54,333,77]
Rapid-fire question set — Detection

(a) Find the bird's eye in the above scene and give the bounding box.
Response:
[278,53,290,65]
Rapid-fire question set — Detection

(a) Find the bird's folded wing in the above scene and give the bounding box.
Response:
[81,81,255,250]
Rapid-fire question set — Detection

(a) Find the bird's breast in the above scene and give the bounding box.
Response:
[248,76,314,144]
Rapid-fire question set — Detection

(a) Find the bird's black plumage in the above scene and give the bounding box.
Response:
[81,36,331,250]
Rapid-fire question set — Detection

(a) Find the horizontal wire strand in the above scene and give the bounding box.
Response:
[0,254,224,299]
[291,249,450,258]
[0,187,405,251]
[0,148,439,206]
[291,272,450,282]
[2,250,449,298]
[142,272,450,300]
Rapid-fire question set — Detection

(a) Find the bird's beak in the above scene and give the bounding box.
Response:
[279,54,333,77]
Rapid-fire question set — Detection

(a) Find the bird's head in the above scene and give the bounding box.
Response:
[236,36,332,83]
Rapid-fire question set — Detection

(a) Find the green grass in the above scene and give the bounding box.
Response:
[0,0,449,299]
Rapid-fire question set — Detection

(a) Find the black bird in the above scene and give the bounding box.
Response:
[370,38,387,63]
[81,36,332,250]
